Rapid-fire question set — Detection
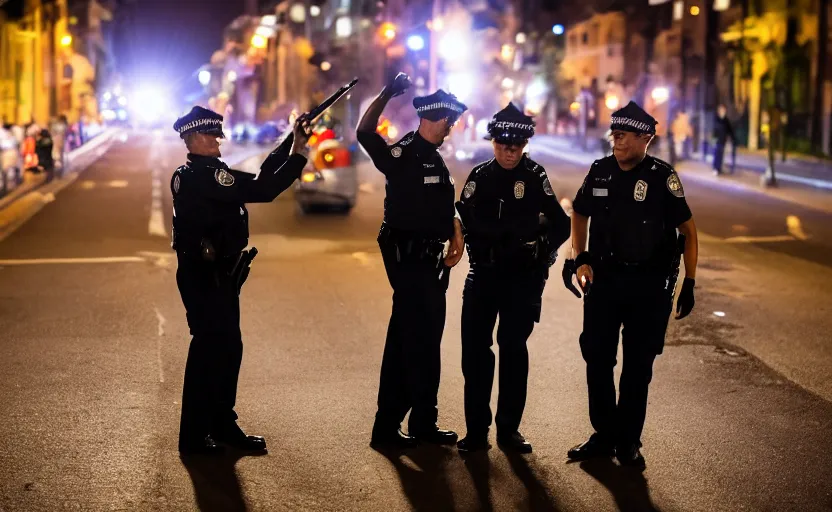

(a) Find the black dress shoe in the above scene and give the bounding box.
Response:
[370,428,418,449]
[497,431,532,454]
[567,433,615,461]
[212,423,268,452]
[179,436,225,456]
[410,427,458,445]
[457,435,491,453]
[616,443,646,470]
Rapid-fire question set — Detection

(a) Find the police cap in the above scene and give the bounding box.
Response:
[484,102,535,145]
[413,89,468,123]
[173,106,225,139]
[610,101,657,135]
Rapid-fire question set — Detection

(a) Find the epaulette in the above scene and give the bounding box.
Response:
[472,158,494,175]
[175,164,189,174]
[650,156,675,173]
[394,131,416,148]
[524,156,541,172]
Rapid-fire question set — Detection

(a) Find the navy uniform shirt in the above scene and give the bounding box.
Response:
[572,154,692,269]
[456,155,570,266]
[357,129,455,241]
[171,151,307,257]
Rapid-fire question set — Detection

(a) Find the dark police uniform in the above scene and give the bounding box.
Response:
[356,89,467,441]
[171,106,307,454]
[569,102,692,464]
[455,104,570,452]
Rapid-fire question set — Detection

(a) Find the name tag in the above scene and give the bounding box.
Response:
[424,176,440,184]
[592,188,608,196]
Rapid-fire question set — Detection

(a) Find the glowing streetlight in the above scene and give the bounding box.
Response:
[261,15,277,26]
[515,32,526,44]
[310,5,321,16]
[336,17,352,38]
[379,22,396,41]
[60,34,72,47]
[690,5,700,15]
[251,34,268,49]
[289,3,306,23]
[439,31,469,61]
[198,70,211,86]
[447,72,474,103]
[552,24,564,35]
[605,94,620,110]
[501,77,515,89]
[651,86,670,104]
[320,61,332,71]
[407,35,425,51]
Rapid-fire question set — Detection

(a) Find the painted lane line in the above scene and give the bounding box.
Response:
[154,307,166,383]
[786,215,809,240]
[148,167,167,238]
[0,256,145,265]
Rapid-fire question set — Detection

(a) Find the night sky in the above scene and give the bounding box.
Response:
[113,0,244,94]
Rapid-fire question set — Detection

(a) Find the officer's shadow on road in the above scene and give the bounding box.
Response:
[181,452,265,512]
[375,445,457,512]
[579,458,660,512]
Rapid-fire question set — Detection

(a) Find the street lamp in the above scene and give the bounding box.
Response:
[310,5,321,17]
[407,35,425,51]
[552,24,564,35]
[335,17,352,38]
[605,94,620,110]
[515,33,526,44]
[379,22,396,42]
[251,34,268,49]
[651,86,670,105]
[320,61,332,71]
[439,31,469,62]
[60,34,72,47]
[198,70,211,86]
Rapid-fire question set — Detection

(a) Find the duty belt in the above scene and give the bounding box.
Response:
[378,223,445,265]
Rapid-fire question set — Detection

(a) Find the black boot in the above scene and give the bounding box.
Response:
[457,434,491,453]
[409,427,458,445]
[616,443,646,470]
[179,435,225,456]
[212,422,267,452]
[371,426,418,449]
[567,433,615,461]
[497,431,532,454]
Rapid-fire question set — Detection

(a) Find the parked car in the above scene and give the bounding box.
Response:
[293,131,358,214]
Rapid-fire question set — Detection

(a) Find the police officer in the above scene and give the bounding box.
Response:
[172,106,310,455]
[454,103,570,454]
[357,73,466,448]
[564,101,698,469]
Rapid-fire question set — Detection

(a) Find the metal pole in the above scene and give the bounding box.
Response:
[428,0,440,92]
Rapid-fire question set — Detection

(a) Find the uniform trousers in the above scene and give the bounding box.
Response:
[176,252,243,444]
[375,238,450,433]
[579,267,672,446]
[461,263,546,436]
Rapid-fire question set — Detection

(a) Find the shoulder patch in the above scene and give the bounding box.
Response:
[173,174,181,194]
[463,180,476,199]
[542,176,554,196]
[214,168,235,187]
[666,172,684,197]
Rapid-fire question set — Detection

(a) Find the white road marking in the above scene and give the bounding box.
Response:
[723,235,796,243]
[109,180,128,188]
[79,180,95,190]
[786,215,809,240]
[148,171,167,237]
[154,307,166,383]
[0,256,145,265]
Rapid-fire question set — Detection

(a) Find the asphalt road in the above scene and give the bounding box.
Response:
[0,131,830,511]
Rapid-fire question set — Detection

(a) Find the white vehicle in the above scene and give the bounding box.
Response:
[0,127,21,191]
[294,137,358,214]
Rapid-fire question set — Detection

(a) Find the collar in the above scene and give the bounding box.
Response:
[413,131,440,152]
[187,153,226,168]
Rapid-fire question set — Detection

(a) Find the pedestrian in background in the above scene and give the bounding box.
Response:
[35,128,55,181]
[712,105,735,175]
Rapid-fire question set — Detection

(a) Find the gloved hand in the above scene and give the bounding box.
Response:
[384,72,412,98]
[675,277,695,319]
[561,258,582,298]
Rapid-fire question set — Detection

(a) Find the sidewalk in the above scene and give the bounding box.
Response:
[526,135,832,215]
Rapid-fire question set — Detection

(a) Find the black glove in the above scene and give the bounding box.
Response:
[384,72,411,98]
[561,258,582,298]
[675,277,695,319]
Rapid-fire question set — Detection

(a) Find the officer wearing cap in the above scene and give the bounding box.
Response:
[564,101,698,469]
[172,106,311,455]
[454,103,570,454]
[356,73,466,449]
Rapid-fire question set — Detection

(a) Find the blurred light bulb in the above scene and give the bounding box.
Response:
[310,5,321,17]
[198,70,211,86]
[320,61,332,71]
